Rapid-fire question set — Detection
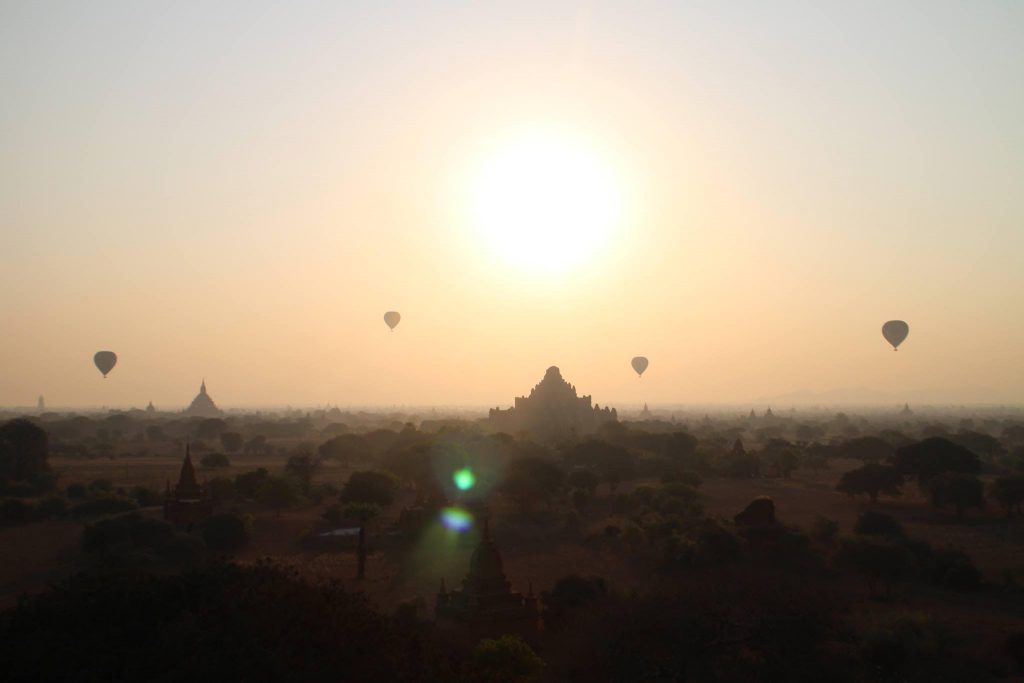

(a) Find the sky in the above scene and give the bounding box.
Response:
[2,1,1023,409]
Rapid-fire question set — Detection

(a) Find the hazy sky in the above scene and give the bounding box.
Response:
[2,1,1022,409]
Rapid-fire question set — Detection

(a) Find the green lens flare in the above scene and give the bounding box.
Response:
[453,467,476,491]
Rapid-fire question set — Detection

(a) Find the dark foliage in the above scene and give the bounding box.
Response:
[891,438,980,486]
[0,562,451,682]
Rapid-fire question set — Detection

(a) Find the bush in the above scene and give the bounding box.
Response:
[854,511,905,538]
[199,513,249,553]
[66,482,87,498]
[471,635,544,682]
[200,453,231,469]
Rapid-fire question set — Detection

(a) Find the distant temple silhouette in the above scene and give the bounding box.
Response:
[164,443,212,528]
[436,518,538,637]
[185,380,222,417]
[37,395,45,413]
[488,366,616,438]
[901,402,914,416]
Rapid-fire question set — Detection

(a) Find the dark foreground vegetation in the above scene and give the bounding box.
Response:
[2,406,1024,681]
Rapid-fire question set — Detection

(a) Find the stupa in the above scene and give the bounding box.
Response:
[436,518,538,637]
[184,380,223,417]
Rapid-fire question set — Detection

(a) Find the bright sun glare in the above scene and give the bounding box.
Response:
[470,130,624,274]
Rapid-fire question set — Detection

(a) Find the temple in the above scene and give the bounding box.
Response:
[488,366,616,438]
[185,380,223,417]
[163,444,213,529]
[436,518,538,637]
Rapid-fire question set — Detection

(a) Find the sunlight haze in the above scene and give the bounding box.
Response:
[2,1,1022,409]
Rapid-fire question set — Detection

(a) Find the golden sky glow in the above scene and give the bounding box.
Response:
[1,3,1022,409]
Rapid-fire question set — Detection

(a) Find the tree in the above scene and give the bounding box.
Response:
[243,435,270,455]
[926,473,984,520]
[342,502,380,524]
[471,635,544,683]
[991,474,1024,516]
[837,464,904,502]
[0,418,53,493]
[564,441,634,493]
[501,457,565,512]
[234,468,269,499]
[761,441,799,478]
[256,476,300,517]
[200,452,231,469]
[285,453,320,494]
[891,437,981,486]
[219,431,244,454]
[340,470,396,506]
[541,575,608,630]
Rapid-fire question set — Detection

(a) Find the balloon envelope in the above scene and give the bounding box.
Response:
[94,351,117,377]
[383,311,401,330]
[631,356,649,377]
[881,320,909,350]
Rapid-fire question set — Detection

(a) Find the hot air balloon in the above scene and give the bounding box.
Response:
[383,311,401,330]
[882,320,909,351]
[631,356,649,377]
[94,351,117,378]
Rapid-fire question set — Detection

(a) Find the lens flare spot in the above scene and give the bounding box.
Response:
[440,507,474,533]
[453,467,476,491]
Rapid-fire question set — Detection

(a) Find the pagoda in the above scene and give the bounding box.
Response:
[184,380,223,417]
[436,518,538,637]
[163,443,212,528]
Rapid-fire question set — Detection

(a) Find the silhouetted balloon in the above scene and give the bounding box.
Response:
[631,356,649,377]
[882,320,909,351]
[383,311,401,330]
[94,351,117,378]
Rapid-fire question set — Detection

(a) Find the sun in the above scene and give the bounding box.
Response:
[468,129,624,274]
